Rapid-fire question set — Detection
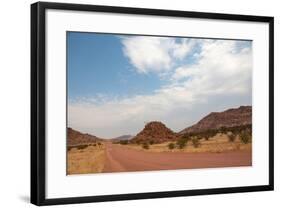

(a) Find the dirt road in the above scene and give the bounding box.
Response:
[102,143,251,173]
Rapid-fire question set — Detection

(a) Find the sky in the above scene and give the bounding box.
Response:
[67,32,252,138]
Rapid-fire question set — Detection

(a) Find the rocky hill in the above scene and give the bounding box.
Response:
[179,106,252,135]
[67,128,100,146]
[131,121,177,144]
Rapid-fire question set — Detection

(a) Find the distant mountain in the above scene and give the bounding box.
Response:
[131,121,177,144]
[67,128,101,146]
[112,135,134,141]
[179,106,252,135]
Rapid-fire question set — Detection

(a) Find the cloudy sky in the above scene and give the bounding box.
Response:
[67,32,252,138]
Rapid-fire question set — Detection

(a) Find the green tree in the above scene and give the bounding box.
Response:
[168,142,175,150]
[142,143,150,149]
[239,131,251,144]
[120,140,129,145]
[177,137,188,149]
[192,137,201,148]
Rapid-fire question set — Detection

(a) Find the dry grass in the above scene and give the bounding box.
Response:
[67,143,106,175]
[123,134,251,153]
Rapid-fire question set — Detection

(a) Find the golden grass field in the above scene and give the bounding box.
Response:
[121,133,251,153]
[67,143,106,175]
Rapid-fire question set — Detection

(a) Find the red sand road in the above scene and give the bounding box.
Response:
[103,143,252,173]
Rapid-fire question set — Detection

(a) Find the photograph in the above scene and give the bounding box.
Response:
[30,2,273,205]
[66,32,253,175]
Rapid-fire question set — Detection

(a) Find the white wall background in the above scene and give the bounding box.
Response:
[0,0,279,207]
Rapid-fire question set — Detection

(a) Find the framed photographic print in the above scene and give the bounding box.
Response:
[31,2,274,206]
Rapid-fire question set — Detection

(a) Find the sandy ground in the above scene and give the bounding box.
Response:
[103,142,252,173]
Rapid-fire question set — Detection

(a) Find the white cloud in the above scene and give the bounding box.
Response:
[121,36,195,74]
[69,38,252,138]
[172,40,252,95]
[172,39,196,59]
[68,85,196,138]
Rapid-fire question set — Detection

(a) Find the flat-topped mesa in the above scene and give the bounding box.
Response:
[131,121,177,144]
[111,135,134,142]
[179,106,252,135]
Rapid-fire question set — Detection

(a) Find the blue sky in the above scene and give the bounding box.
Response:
[67,32,252,138]
[68,32,167,102]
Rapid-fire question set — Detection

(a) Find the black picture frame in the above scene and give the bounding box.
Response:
[31,1,274,206]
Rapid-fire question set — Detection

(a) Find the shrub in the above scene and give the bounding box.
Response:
[97,142,102,146]
[196,135,203,140]
[177,137,188,149]
[142,143,149,149]
[120,140,129,145]
[77,144,88,150]
[228,133,236,142]
[239,131,252,144]
[181,125,252,142]
[191,137,201,148]
[207,132,216,139]
[149,140,154,145]
[219,126,228,134]
[168,142,175,150]
[67,146,74,151]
